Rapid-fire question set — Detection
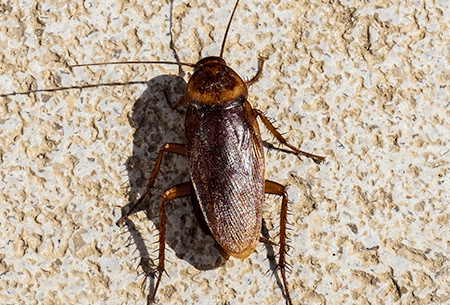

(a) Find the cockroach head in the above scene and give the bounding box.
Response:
[183,56,248,107]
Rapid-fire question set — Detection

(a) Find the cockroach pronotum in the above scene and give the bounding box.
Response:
[25,0,325,303]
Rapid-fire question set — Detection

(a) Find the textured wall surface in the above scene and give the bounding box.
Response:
[1,0,449,304]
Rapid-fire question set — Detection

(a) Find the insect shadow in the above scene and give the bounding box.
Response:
[122,73,229,272]
[118,1,231,293]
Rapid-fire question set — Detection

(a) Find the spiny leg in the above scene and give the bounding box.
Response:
[259,237,277,246]
[116,143,186,226]
[254,109,326,164]
[150,182,192,304]
[245,56,266,87]
[265,180,293,305]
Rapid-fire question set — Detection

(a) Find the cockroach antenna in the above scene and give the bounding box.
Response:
[69,60,195,69]
[220,0,241,58]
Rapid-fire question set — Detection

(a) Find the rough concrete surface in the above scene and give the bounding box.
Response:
[1,0,449,304]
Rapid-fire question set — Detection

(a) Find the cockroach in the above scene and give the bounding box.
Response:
[69,0,326,303]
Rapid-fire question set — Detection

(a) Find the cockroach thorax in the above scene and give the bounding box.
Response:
[183,56,248,107]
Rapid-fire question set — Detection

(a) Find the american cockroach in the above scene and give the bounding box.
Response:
[69,0,325,303]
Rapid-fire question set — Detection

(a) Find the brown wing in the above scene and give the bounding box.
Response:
[185,98,265,259]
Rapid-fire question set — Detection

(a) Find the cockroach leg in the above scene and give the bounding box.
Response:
[150,182,192,303]
[259,237,277,246]
[254,109,326,164]
[116,143,187,226]
[162,88,185,113]
[264,180,293,305]
[170,95,186,110]
[245,56,266,87]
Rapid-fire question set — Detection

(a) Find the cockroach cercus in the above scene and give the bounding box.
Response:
[10,0,325,304]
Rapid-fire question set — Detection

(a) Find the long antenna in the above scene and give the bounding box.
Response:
[0,81,149,97]
[219,0,240,58]
[70,60,195,68]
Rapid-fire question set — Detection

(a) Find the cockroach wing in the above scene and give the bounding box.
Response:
[185,98,265,259]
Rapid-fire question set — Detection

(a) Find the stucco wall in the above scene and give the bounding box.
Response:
[1,0,449,304]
